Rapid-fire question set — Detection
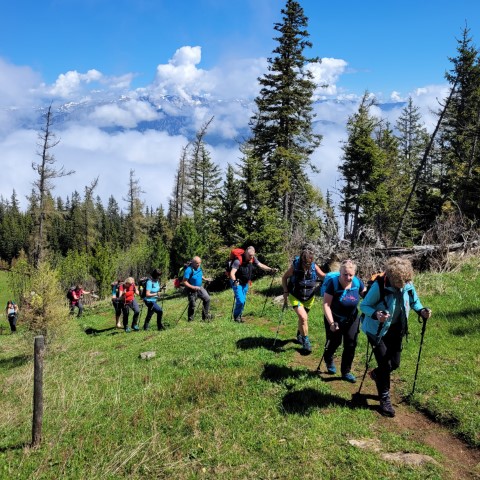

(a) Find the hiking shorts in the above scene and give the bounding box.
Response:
[288,294,315,310]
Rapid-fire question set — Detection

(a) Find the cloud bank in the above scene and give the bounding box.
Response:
[0,48,448,212]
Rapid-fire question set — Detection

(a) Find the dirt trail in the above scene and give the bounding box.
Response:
[291,350,480,480]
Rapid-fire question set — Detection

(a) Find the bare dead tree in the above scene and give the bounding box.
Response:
[32,104,74,267]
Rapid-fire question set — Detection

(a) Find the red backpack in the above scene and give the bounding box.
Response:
[225,248,254,277]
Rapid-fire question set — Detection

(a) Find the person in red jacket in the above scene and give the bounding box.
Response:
[119,277,140,332]
[69,285,90,317]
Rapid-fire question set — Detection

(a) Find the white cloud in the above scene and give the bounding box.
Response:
[90,99,160,128]
[309,57,349,98]
[48,69,103,98]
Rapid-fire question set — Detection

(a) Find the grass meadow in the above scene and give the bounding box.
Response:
[0,260,479,479]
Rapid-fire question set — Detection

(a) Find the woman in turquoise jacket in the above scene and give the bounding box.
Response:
[360,257,431,417]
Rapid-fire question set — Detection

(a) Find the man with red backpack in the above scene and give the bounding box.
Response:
[229,246,277,323]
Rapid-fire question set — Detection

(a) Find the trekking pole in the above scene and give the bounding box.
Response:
[316,337,332,373]
[355,348,375,396]
[272,304,288,347]
[411,312,429,396]
[174,302,189,326]
[260,273,276,317]
[354,321,384,397]
[138,303,144,326]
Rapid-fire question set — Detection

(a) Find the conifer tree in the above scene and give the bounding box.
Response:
[338,93,385,245]
[439,27,480,220]
[31,105,74,267]
[248,0,322,229]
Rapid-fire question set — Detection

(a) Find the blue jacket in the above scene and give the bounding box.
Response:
[360,279,424,341]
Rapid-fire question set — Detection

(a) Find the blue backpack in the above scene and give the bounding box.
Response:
[320,272,361,296]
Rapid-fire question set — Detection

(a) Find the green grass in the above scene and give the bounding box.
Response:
[0,263,479,479]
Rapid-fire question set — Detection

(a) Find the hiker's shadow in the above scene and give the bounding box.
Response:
[236,336,298,352]
[282,387,349,415]
[85,327,117,335]
[0,355,30,369]
[261,363,318,383]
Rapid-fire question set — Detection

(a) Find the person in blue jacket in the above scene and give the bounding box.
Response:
[360,257,431,417]
[183,256,212,322]
[143,269,165,331]
[323,259,366,382]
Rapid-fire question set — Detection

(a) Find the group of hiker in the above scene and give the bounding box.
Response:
[63,244,431,418]
[279,249,431,417]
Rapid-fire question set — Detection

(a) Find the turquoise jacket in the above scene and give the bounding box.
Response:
[360,278,424,341]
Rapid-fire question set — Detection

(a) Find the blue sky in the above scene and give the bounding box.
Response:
[3,0,478,96]
[1,0,480,210]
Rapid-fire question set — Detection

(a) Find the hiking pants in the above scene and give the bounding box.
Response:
[368,321,403,395]
[112,299,122,319]
[123,299,140,328]
[187,287,210,321]
[70,301,84,317]
[8,314,17,332]
[143,300,163,330]
[231,281,249,319]
[324,314,360,375]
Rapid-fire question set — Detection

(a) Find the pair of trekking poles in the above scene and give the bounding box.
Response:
[313,313,429,398]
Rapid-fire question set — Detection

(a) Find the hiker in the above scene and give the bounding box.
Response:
[322,259,366,381]
[69,285,91,317]
[143,269,165,331]
[282,249,325,352]
[119,277,140,332]
[5,300,19,333]
[111,279,123,328]
[229,246,277,323]
[182,256,212,322]
[360,257,431,417]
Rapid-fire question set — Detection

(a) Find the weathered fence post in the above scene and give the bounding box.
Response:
[31,335,45,447]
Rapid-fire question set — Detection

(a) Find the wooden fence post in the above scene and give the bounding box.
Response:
[31,335,45,447]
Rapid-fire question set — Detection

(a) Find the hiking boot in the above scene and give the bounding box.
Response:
[326,361,336,374]
[302,335,312,353]
[234,316,244,323]
[188,316,194,322]
[125,326,131,333]
[143,322,150,331]
[158,323,166,331]
[202,313,213,322]
[133,325,139,331]
[116,322,122,329]
[379,392,395,417]
[342,372,356,383]
[296,330,302,344]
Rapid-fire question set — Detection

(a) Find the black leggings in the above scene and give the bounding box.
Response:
[368,322,403,394]
[324,314,360,375]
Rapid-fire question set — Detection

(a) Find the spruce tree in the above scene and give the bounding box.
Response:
[248,0,322,229]
[439,27,480,220]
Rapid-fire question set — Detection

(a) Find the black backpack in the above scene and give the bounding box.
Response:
[139,277,150,299]
[66,287,76,301]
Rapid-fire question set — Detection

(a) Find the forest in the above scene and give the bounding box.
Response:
[1,0,479,307]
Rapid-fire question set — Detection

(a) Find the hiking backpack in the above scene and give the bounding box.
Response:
[287,255,318,301]
[138,277,150,299]
[66,287,76,301]
[224,248,254,276]
[173,260,193,288]
[320,271,362,297]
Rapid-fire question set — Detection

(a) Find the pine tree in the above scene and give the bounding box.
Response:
[31,105,74,266]
[439,27,480,220]
[338,93,386,245]
[123,169,145,244]
[248,0,322,228]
